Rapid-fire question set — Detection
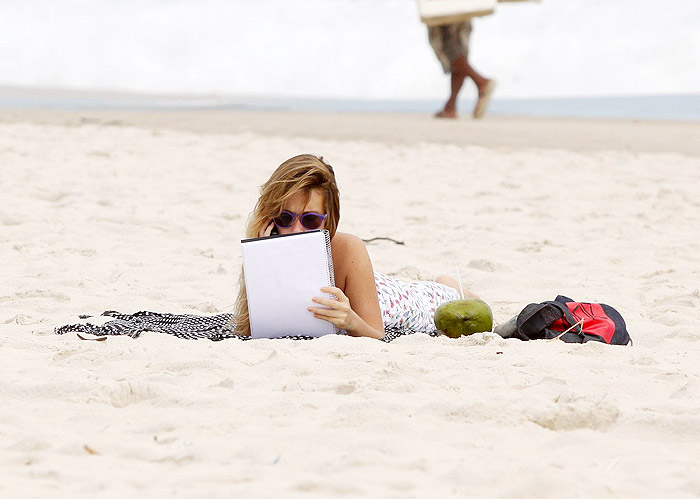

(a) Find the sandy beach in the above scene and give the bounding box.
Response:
[2,109,700,498]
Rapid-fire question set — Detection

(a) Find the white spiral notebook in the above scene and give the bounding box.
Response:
[241,230,338,339]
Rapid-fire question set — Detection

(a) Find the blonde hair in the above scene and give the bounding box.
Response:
[233,154,340,336]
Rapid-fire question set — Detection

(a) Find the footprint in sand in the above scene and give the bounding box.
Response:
[528,392,620,431]
[3,314,35,325]
[335,384,356,395]
[33,191,70,203]
[467,259,509,272]
[516,239,560,253]
[0,215,22,226]
[652,290,700,309]
[0,289,71,303]
[105,381,159,408]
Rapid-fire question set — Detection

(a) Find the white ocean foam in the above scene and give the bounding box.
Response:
[0,0,698,99]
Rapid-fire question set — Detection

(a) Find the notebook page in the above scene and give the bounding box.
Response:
[241,230,336,339]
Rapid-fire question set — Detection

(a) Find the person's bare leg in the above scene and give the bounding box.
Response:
[461,55,489,90]
[436,55,493,119]
[462,57,496,119]
[435,57,467,118]
[436,274,479,299]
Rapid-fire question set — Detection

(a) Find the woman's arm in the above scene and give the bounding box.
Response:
[308,233,385,339]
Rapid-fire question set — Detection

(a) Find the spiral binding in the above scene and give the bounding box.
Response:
[322,230,341,334]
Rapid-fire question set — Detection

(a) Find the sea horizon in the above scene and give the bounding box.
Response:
[1,86,699,122]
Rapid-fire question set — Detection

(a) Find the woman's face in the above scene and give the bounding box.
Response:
[275,188,326,235]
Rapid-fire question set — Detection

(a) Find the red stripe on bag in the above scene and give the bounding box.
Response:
[550,302,616,343]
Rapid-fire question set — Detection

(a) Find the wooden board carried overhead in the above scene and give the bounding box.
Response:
[417,0,497,26]
[418,0,538,26]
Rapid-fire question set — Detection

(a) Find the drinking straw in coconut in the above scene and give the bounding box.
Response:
[456,267,465,299]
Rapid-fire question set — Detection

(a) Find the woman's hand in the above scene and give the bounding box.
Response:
[308,286,384,339]
[258,221,274,238]
[308,286,358,332]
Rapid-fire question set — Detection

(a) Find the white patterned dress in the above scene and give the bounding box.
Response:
[374,272,460,334]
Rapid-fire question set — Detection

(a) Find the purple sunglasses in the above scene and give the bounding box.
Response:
[273,210,327,230]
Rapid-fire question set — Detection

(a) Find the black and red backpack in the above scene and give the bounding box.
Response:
[509,295,631,345]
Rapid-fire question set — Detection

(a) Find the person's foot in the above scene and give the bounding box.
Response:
[473,79,496,119]
[434,109,457,119]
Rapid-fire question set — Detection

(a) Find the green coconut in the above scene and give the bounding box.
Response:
[434,299,494,338]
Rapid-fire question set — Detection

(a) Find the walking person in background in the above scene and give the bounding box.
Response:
[428,21,496,119]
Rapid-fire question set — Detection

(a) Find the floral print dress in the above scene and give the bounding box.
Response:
[374,272,460,334]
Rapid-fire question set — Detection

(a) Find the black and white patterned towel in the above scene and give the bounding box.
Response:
[54,311,434,342]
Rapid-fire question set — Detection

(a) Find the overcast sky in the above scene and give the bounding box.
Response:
[2,0,698,100]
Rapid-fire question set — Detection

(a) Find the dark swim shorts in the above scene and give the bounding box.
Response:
[428,21,473,73]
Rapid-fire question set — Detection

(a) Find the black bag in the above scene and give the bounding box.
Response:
[503,295,631,345]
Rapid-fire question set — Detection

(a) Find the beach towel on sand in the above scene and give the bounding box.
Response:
[54,311,435,343]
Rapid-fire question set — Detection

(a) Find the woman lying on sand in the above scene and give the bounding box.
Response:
[234,154,478,339]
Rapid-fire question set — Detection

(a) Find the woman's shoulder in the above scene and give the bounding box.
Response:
[330,232,373,289]
[331,232,372,269]
[331,232,366,252]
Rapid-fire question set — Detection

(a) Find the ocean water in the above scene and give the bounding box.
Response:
[2,87,698,121]
[1,0,698,119]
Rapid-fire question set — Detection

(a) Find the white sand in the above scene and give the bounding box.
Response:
[1,110,700,498]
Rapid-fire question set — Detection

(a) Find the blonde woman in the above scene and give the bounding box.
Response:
[234,154,476,339]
